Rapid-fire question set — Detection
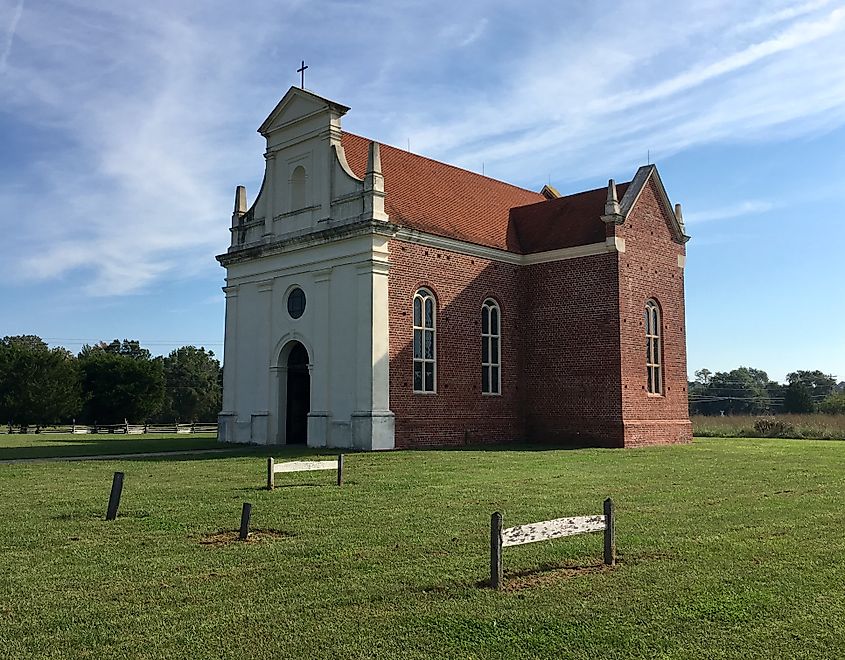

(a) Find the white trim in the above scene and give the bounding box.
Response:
[645,299,663,396]
[412,288,437,394]
[481,299,501,395]
[392,228,622,266]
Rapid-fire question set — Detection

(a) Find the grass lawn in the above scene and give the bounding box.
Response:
[0,433,222,461]
[1,438,844,659]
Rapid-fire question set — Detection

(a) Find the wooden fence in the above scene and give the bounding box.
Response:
[3,422,218,435]
[267,455,344,490]
[490,498,616,589]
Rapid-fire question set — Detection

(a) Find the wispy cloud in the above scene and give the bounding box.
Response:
[685,200,775,224]
[0,0,24,73]
[3,0,845,297]
[458,18,488,47]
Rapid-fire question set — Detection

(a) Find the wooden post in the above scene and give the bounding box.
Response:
[106,472,124,521]
[239,502,252,541]
[267,457,275,490]
[490,512,503,590]
[603,498,616,566]
[337,454,344,486]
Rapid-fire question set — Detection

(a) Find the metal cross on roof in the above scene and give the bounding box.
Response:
[297,60,308,89]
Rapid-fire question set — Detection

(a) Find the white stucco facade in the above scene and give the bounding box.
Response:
[217,88,394,450]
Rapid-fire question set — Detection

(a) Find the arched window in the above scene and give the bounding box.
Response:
[481,299,501,394]
[413,288,436,392]
[645,299,662,395]
[291,165,307,210]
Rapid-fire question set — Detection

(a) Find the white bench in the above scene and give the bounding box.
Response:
[267,455,344,490]
[490,498,616,589]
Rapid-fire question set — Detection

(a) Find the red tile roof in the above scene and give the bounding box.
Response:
[341,132,628,255]
[511,183,629,253]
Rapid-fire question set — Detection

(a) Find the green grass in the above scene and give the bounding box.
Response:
[0,433,222,460]
[2,439,845,659]
[692,414,845,440]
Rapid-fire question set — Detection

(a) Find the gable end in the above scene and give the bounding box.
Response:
[619,165,690,244]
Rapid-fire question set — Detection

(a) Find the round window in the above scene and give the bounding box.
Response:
[287,287,306,319]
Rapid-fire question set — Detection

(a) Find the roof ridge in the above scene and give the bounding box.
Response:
[511,180,632,211]
[342,132,544,199]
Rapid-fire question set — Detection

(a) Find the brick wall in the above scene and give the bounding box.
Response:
[387,240,524,448]
[386,175,692,450]
[615,177,692,446]
[521,253,625,447]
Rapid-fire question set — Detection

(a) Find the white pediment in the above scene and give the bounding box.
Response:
[258,87,350,137]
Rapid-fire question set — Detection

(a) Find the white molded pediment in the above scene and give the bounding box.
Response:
[259,87,350,137]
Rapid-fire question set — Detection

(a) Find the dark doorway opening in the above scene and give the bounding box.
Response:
[286,343,310,444]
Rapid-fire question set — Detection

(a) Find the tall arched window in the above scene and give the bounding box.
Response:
[481,299,501,394]
[291,165,307,210]
[413,288,436,392]
[645,299,662,395]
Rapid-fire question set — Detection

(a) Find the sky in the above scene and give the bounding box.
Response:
[0,0,843,383]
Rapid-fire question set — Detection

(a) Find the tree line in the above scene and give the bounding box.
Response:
[689,367,845,416]
[0,336,222,427]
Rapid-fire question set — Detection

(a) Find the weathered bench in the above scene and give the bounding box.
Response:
[267,455,344,490]
[490,498,616,589]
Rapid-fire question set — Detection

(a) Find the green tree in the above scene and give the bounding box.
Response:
[161,346,222,422]
[818,391,845,415]
[78,342,164,423]
[785,370,837,407]
[782,382,814,413]
[80,339,152,361]
[695,367,772,415]
[694,369,712,385]
[0,336,81,427]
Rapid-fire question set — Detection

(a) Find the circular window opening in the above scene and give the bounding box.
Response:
[287,287,306,319]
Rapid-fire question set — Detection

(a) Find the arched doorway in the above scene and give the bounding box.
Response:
[285,342,310,444]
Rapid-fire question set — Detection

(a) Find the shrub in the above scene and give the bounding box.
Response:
[753,418,797,438]
[819,392,845,415]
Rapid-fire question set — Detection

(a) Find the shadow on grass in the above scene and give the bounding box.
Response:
[471,559,615,592]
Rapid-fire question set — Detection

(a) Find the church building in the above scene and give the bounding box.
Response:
[217,87,692,450]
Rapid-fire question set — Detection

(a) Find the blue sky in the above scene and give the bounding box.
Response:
[1,0,843,383]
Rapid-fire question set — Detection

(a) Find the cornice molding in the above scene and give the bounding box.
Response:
[219,222,625,269]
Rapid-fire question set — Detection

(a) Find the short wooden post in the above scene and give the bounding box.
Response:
[239,502,252,541]
[337,454,344,486]
[267,457,275,490]
[490,512,504,590]
[603,498,616,566]
[106,472,124,521]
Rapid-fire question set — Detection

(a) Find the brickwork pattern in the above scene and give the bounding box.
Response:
[388,240,525,448]
[615,178,692,446]
[385,176,691,449]
[521,254,625,447]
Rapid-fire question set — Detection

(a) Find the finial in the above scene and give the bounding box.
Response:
[604,179,621,216]
[364,141,388,221]
[675,203,685,227]
[234,186,247,215]
[367,141,382,175]
[601,178,624,225]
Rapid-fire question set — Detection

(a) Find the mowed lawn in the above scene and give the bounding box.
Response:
[1,439,844,659]
[0,433,222,461]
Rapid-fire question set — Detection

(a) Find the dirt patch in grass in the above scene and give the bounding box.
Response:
[199,528,294,546]
[472,561,614,591]
[503,562,611,591]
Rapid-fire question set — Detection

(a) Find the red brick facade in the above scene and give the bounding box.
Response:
[615,178,693,446]
[387,178,691,449]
